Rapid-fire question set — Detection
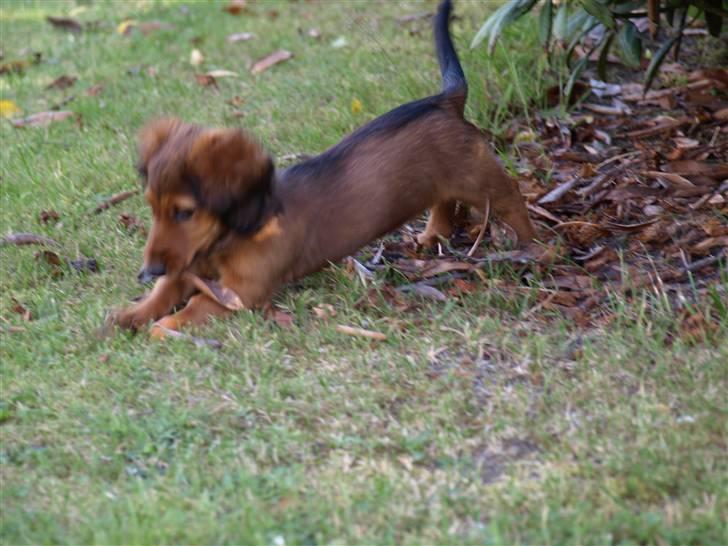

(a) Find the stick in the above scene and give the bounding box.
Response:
[94,190,138,214]
[335,325,386,341]
[467,199,490,257]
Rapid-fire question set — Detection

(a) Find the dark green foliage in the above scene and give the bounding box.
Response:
[472,0,727,97]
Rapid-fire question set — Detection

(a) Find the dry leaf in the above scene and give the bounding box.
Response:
[313,304,337,320]
[351,98,362,114]
[11,110,74,128]
[0,100,22,118]
[68,257,99,273]
[11,301,32,322]
[45,75,77,90]
[118,213,146,235]
[223,0,247,15]
[195,74,218,88]
[270,309,294,329]
[308,28,321,39]
[46,16,82,33]
[251,50,292,75]
[39,210,60,224]
[190,49,204,66]
[84,84,104,96]
[35,249,63,266]
[227,32,255,43]
[206,69,237,78]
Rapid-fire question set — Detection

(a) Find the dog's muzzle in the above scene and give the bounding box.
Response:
[137,263,166,284]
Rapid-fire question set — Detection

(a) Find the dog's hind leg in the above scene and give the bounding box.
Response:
[417,200,457,248]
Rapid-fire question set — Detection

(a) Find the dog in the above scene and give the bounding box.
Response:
[114,0,536,336]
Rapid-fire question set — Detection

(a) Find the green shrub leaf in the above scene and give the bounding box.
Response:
[539,0,553,48]
[617,21,642,67]
[597,31,615,80]
[644,34,680,92]
[704,0,723,37]
[578,0,616,29]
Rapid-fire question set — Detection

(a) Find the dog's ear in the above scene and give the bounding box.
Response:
[137,117,183,178]
[189,128,281,235]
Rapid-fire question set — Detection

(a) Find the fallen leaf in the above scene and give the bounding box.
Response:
[46,16,82,33]
[11,110,74,128]
[397,283,447,301]
[138,21,173,35]
[39,210,60,224]
[351,98,362,114]
[12,301,32,321]
[185,275,244,310]
[267,9,279,19]
[420,260,472,278]
[223,0,247,15]
[45,75,77,90]
[116,20,137,35]
[35,249,63,266]
[331,37,348,49]
[313,303,337,320]
[270,309,294,329]
[335,324,386,341]
[307,28,321,39]
[94,190,138,213]
[195,74,218,88]
[206,69,238,78]
[0,99,21,118]
[118,213,147,235]
[251,50,292,75]
[68,257,99,273]
[227,32,255,43]
[190,49,204,67]
[0,233,60,247]
[84,84,104,96]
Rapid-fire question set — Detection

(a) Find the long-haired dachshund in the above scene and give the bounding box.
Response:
[114,0,536,336]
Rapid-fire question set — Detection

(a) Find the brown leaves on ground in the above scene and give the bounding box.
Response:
[352,66,725,333]
[251,50,292,75]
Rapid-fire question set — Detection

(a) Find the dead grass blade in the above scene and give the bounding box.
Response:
[335,325,386,341]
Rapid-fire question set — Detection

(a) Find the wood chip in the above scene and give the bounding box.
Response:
[335,324,386,341]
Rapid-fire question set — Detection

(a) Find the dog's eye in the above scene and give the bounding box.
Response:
[174,208,195,222]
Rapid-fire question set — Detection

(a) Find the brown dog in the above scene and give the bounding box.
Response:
[114,0,536,336]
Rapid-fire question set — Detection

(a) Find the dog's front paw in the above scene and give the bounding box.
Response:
[113,305,155,331]
[416,231,440,248]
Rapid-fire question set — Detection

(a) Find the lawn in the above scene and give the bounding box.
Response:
[1,1,726,544]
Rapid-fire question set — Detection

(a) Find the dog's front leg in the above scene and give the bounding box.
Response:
[150,293,231,339]
[114,275,195,331]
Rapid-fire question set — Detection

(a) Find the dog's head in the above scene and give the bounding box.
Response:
[135,117,279,283]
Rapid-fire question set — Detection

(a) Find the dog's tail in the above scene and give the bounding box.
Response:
[434,0,467,116]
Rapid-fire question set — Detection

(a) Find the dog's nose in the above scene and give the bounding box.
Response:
[137,262,166,284]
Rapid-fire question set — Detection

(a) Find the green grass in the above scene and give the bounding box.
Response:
[1,1,726,544]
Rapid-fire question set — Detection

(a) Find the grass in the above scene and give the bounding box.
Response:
[1,1,726,544]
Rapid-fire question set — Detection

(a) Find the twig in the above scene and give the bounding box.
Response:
[1,232,60,247]
[684,250,726,273]
[94,190,138,214]
[335,324,386,341]
[467,199,490,257]
[538,178,580,205]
